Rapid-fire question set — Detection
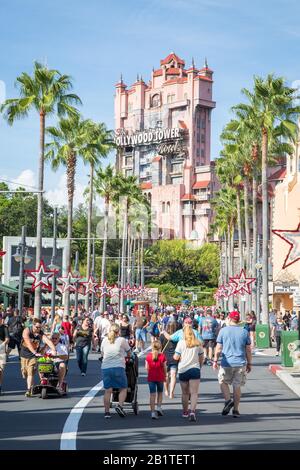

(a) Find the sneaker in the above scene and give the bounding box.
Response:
[81,372,86,376]
[222,399,234,415]
[156,408,163,416]
[275,352,279,356]
[25,390,33,397]
[182,410,189,418]
[189,412,196,422]
[232,409,241,418]
[151,411,158,419]
[206,359,212,366]
[104,412,111,419]
[115,404,126,417]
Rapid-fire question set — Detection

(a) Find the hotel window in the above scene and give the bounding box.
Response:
[162,202,166,213]
[167,202,170,213]
[151,94,160,108]
[201,133,205,143]
[167,94,175,103]
[197,134,200,143]
[201,149,205,158]
[171,163,183,173]
[197,149,200,157]
[201,119,206,129]
[197,117,200,128]
[125,169,133,177]
[128,103,132,112]
[156,120,162,128]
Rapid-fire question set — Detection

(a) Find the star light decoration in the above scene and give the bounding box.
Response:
[229,269,256,295]
[57,272,78,294]
[26,260,57,292]
[81,276,99,295]
[0,251,6,258]
[98,281,112,298]
[272,223,300,269]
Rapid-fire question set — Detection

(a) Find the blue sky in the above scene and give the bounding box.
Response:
[1,0,300,205]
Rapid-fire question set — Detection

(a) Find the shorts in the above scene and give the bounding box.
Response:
[135,328,146,343]
[20,357,37,379]
[167,363,178,373]
[148,381,164,393]
[179,368,201,382]
[0,353,6,371]
[102,367,128,390]
[218,366,247,387]
[203,339,216,348]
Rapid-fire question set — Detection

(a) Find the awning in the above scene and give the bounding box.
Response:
[192,180,210,189]
[0,283,19,294]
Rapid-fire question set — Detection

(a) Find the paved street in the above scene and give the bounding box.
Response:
[1,349,300,450]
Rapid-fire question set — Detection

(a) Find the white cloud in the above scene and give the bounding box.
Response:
[12,169,36,189]
[45,173,87,207]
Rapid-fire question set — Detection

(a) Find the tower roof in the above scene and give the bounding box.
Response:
[160,52,185,66]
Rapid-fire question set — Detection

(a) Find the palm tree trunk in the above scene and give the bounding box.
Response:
[244,177,251,271]
[119,201,128,313]
[34,111,45,318]
[261,129,269,324]
[252,173,258,312]
[100,195,109,313]
[228,226,234,311]
[137,235,141,285]
[85,162,94,311]
[64,151,76,315]
[224,232,228,312]
[236,189,244,316]
[141,235,144,288]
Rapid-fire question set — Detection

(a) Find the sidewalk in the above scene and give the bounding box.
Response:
[251,346,300,398]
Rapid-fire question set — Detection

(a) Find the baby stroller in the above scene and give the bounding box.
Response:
[112,352,139,414]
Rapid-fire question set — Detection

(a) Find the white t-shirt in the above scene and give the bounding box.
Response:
[175,339,204,374]
[101,336,130,369]
[99,318,111,337]
[46,342,68,363]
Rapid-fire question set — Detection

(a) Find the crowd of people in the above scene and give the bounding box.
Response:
[0,302,298,422]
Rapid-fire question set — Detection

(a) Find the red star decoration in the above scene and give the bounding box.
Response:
[26,260,56,292]
[98,281,112,298]
[81,276,99,295]
[123,283,133,296]
[57,272,78,294]
[229,269,256,295]
[272,223,300,269]
[0,251,6,258]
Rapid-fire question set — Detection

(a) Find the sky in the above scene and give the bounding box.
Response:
[1,0,300,207]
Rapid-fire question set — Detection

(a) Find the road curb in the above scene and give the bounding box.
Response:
[269,364,300,398]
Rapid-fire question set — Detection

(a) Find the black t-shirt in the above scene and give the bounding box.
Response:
[120,324,131,338]
[0,324,9,342]
[75,327,93,348]
[20,327,44,359]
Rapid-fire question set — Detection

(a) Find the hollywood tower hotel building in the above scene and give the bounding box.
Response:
[114,53,217,243]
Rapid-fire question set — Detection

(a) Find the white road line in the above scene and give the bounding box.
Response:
[60,347,151,450]
[60,381,103,450]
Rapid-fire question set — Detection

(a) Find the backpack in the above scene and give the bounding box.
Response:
[8,317,24,338]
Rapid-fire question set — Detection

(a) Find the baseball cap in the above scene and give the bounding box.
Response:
[228,311,240,322]
[183,317,193,325]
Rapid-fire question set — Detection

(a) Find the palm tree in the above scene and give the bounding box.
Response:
[93,165,121,312]
[118,175,149,313]
[234,75,300,323]
[1,62,81,317]
[82,121,114,311]
[45,114,88,314]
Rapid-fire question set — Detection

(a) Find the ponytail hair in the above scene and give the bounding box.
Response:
[184,324,201,348]
[151,340,161,362]
[108,324,120,344]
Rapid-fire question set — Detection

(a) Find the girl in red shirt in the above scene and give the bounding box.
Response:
[145,340,167,419]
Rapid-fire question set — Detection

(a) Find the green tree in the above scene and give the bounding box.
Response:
[1,62,81,317]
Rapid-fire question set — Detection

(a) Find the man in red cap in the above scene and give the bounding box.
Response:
[213,311,252,418]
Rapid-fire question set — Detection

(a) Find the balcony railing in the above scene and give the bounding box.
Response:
[194,208,210,216]
[194,192,210,201]
[182,206,194,216]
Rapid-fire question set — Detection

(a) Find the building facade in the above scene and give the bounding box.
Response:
[271,134,300,312]
[114,52,217,243]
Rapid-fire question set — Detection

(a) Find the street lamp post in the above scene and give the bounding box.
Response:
[255,261,263,324]
[13,226,32,313]
[48,207,60,323]
[73,250,80,316]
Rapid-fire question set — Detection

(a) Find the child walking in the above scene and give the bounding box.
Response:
[145,340,167,419]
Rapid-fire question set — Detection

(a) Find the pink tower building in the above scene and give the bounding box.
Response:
[114,52,217,243]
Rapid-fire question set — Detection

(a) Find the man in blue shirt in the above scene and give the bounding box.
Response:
[213,311,252,418]
[198,308,219,365]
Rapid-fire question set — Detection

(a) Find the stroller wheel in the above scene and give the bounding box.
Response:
[133,402,139,415]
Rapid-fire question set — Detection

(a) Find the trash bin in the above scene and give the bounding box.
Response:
[256,324,270,348]
[281,330,299,367]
